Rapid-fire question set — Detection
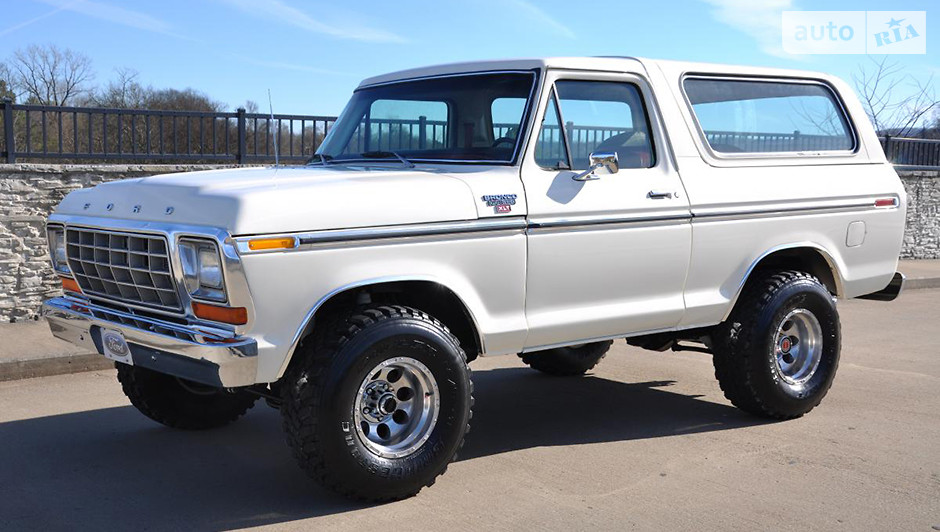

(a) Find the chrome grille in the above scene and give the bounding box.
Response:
[65,227,181,311]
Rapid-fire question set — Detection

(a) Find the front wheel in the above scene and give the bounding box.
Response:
[712,270,841,419]
[280,305,473,501]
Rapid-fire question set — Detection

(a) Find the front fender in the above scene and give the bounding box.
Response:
[238,231,527,383]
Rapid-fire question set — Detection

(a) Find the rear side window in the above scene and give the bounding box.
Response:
[683,78,854,154]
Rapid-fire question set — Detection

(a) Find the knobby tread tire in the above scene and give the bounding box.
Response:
[280,304,473,502]
[116,364,258,430]
[712,270,841,420]
[519,341,613,376]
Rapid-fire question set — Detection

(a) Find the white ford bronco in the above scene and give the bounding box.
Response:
[42,57,906,500]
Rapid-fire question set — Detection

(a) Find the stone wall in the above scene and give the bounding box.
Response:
[0,164,937,322]
[0,164,239,322]
[899,170,940,259]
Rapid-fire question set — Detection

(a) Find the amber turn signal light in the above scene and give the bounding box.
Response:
[247,237,298,251]
[61,277,82,293]
[192,301,248,325]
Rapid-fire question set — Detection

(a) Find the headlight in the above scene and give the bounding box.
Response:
[47,226,70,275]
[178,238,226,302]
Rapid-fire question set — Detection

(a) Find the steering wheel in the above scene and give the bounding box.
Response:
[492,136,516,148]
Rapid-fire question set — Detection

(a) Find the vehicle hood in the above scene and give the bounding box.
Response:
[54,165,479,235]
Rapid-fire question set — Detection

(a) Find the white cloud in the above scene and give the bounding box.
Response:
[32,0,177,36]
[700,0,794,57]
[233,55,353,76]
[505,0,575,39]
[0,3,70,37]
[216,0,407,44]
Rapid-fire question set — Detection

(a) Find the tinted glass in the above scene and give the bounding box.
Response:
[534,93,569,169]
[555,80,654,170]
[492,97,527,144]
[684,78,854,153]
[317,72,535,163]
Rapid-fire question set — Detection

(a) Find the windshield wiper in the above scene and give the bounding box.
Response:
[306,153,333,166]
[359,150,415,168]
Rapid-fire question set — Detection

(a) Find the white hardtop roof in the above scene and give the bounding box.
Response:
[357,57,837,88]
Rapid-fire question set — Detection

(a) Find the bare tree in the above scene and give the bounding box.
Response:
[0,62,14,101]
[923,109,940,139]
[8,44,94,105]
[89,67,148,108]
[853,56,938,137]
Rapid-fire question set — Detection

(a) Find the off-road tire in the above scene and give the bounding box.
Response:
[712,270,841,419]
[116,364,258,429]
[280,305,473,501]
[519,341,613,376]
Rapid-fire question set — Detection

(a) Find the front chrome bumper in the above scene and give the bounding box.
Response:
[42,297,258,387]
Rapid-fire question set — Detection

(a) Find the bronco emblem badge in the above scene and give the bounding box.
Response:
[481,194,517,207]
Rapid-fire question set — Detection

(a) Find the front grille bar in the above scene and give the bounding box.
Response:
[65,227,182,311]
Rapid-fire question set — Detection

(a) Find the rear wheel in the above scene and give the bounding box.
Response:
[280,305,473,501]
[712,270,841,419]
[519,341,612,376]
[116,364,258,430]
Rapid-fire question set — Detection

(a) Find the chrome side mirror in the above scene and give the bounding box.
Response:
[572,151,619,181]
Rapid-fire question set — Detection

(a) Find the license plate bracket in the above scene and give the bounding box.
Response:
[100,328,134,366]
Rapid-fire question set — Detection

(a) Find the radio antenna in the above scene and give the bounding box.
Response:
[268,89,279,168]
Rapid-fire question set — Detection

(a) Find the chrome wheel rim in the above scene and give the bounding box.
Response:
[773,308,823,385]
[354,356,440,459]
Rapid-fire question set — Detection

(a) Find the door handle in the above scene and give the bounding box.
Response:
[647,190,674,199]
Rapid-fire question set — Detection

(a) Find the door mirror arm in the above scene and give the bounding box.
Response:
[572,151,619,182]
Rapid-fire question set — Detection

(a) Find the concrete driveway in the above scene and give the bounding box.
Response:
[1,290,938,531]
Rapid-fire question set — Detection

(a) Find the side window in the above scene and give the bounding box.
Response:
[345,99,448,153]
[683,78,854,154]
[555,81,655,170]
[492,97,526,144]
[534,92,570,169]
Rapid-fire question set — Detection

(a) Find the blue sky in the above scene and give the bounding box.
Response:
[1,0,937,116]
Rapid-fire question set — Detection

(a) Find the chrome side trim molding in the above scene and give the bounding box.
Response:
[528,211,692,230]
[691,195,898,223]
[235,217,527,254]
[299,217,527,245]
[235,198,899,255]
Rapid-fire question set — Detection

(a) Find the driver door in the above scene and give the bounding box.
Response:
[520,69,692,349]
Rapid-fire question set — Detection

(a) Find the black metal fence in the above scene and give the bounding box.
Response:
[0,99,335,164]
[2,99,939,168]
[881,135,940,168]
[345,118,449,153]
[704,130,852,152]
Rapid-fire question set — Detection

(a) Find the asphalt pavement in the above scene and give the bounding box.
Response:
[0,289,937,531]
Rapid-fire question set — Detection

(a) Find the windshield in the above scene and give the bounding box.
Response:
[316,72,537,164]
